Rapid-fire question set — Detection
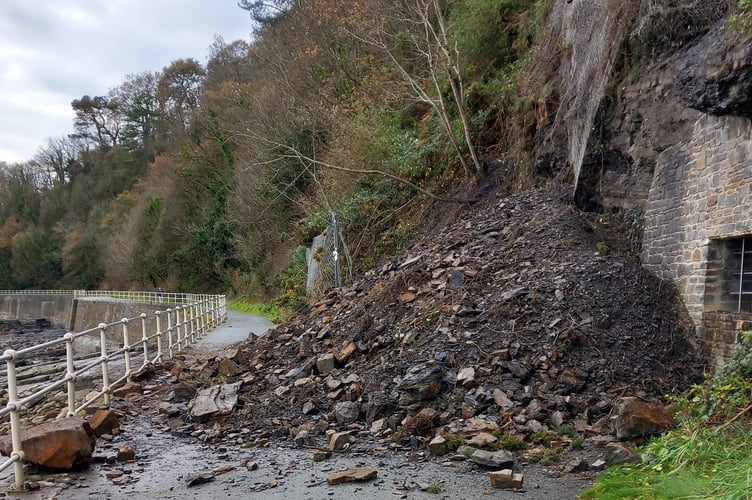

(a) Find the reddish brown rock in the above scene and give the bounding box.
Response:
[428,435,448,456]
[326,466,378,485]
[112,382,143,398]
[328,431,353,451]
[217,357,240,377]
[0,417,95,469]
[116,445,136,462]
[610,397,675,439]
[335,342,357,364]
[87,409,120,437]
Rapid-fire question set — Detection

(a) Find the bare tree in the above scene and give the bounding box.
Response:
[32,136,79,187]
[350,0,481,177]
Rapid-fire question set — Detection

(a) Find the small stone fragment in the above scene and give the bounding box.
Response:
[428,435,448,457]
[116,445,135,462]
[335,342,357,364]
[469,449,515,469]
[185,472,215,486]
[328,431,352,452]
[457,367,476,388]
[488,469,523,490]
[316,353,335,374]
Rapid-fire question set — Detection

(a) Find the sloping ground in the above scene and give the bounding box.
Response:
[200,185,705,439]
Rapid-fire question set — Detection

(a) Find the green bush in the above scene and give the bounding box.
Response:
[275,245,308,311]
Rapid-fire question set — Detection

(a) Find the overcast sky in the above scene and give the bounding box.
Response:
[0,1,252,163]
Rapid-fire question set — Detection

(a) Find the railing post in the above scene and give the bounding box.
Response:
[155,312,163,363]
[189,303,196,343]
[4,350,25,491]
[183,305,190,346]
[167,308,174,358]
[198,301,203,337]
[140,313,149,368]
[99,323,111,406]
[121,319,131,383]
[201,299,212,335]
[208,298,215,329]
[65,333,76,416]
[175,307,183,351]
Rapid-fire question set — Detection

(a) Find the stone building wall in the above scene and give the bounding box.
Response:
[642,114,752,365]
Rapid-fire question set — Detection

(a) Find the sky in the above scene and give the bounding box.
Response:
[0,1,252,164]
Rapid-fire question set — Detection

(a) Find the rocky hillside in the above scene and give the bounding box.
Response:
[172,184,705,450]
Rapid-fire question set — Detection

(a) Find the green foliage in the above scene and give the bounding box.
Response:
[732,0,752,33]
[425,482,444,494]
[226,298,282,323]
[0,0,553,296]
[449,0,528,79]
[495,432,527,452]
[10,230,62,288]
[584,332,752,499]
[443,433,465,452]
[274,245,308,311]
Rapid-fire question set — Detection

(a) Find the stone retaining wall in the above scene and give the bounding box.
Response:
[642,114,752,364]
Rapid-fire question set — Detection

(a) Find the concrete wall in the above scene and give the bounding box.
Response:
[0,294,173,331]
[70,299,172,332]
[70,299,175,355]
[0,294,74,328]
[642,114,752,364]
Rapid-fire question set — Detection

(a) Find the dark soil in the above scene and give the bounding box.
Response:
[205,184,705,435]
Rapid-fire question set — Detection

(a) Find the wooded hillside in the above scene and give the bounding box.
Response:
[0,0,548,304]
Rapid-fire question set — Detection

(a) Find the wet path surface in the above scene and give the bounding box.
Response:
[194,310,275,349]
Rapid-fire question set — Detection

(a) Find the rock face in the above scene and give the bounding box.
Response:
[0,417,95,469]
[676,24,752,117]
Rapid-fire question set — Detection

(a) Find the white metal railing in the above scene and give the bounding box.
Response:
[0,292,227,491]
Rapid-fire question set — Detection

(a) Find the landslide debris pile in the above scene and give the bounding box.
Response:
[178,187,705,445]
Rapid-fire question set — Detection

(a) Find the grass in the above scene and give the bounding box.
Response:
[426,482,444,494]
[582,332,752,499]
[226,298,283,323]
[581,432,752,499]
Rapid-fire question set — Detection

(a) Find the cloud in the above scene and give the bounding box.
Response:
[0,0,251,163]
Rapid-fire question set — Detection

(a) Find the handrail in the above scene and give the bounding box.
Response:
[0,291,227,491]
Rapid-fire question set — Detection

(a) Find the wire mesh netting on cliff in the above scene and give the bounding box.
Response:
[530,0,727,196]
[633,0,729,54]
[306,213,353,298]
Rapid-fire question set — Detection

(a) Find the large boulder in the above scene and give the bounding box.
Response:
[397,363,445,409]
[610,397,675,439]
[87,409,120,437]
[189,382,241,422]
[0,417,96,469]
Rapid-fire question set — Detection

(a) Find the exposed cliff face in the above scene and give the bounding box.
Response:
[556,3,752,364]
[571,1,749,214]
[527,1,752,363]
